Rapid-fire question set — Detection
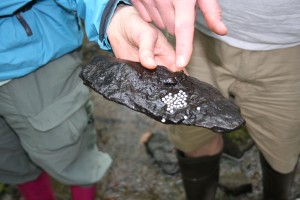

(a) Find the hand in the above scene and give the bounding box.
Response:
[107,5,181,72]
[132,0,227,68]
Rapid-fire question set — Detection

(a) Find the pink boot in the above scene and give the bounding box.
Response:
[17,171,56,200]
[71,185,96,200]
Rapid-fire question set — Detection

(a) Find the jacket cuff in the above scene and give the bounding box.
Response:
[98,0,132,50]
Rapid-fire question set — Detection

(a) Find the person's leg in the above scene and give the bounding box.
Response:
[168,29,243,200]
[231,44,300,200]
[171,29,300,199]
[17,171,56,200]
[0,117,41,184]
[260,153,298,200]
[172,130,223,200]
[0,53,112,200]
[0,116,54,199]
[71,185,97,200]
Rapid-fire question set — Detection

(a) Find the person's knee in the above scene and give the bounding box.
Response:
[184,134,223,158]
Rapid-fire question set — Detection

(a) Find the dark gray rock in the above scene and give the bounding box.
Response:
[219,173,253,196]
[144,132,179,176]
[80,56,245,134]
[223,127,254,160]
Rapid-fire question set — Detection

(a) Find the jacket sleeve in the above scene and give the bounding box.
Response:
[75,0,132,50]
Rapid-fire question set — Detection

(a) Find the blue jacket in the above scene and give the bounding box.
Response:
[0,0,131,81]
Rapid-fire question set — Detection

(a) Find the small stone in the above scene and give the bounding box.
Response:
[161,118,166,123]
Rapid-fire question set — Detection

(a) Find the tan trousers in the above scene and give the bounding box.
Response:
[169,30,300,173]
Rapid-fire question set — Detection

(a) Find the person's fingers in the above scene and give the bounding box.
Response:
[108,6,158,68]
[108,5,177,70]
[138,24,159,69]
[107,6,142,62]
[153,32,178,71]
[112,45,140,62]
[131,0,152,22]
[138,23,178,71]
[173,0,197,68]
[109,35,140,62]
[134,0,165,29]
[153,0,175,35]
[197,0,227,35]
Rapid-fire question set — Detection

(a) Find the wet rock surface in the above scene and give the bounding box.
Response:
[80,56,245,134]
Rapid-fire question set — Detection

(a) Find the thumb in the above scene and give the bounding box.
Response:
[198,0,227,35]
[138,27,158,69]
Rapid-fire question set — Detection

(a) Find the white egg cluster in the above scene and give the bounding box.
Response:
[160,91,202,123]
[161,90,188,114]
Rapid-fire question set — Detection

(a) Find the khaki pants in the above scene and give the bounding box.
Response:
[169,30,300,173]
[0,53,111,185]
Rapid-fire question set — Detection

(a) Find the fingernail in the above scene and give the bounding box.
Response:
[176,56,186,68]
[147,57,156,67]
[219,23,228,35]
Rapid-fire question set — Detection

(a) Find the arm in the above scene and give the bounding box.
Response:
[132,0,228,68]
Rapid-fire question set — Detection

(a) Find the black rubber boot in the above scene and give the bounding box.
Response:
[260,153,298,200]
[177,150,221,200]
